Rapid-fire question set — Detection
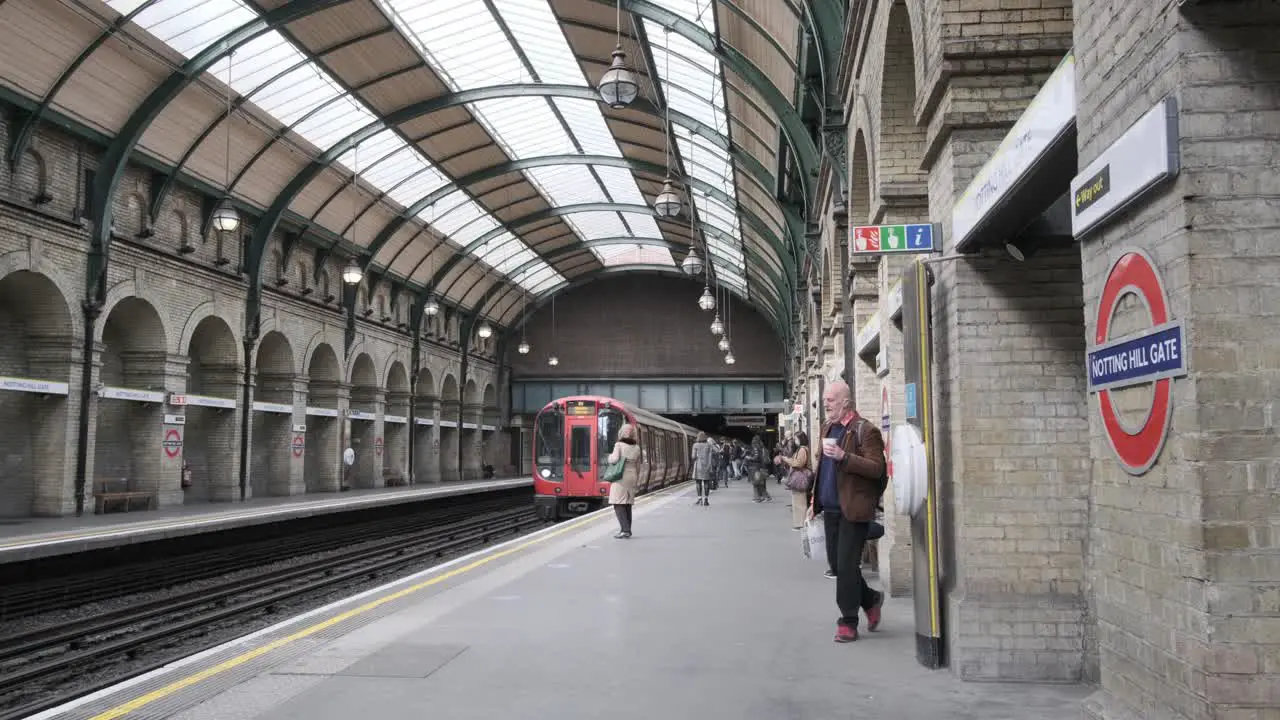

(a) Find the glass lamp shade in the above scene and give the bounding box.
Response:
[653,179,682,217]
[710,314,724,335]
[548,355,560,367]
[697,286,716,311]
[597,47,640,109]
[718,337,730,352]
[681,248,703,277]
[724,351,736,365]
[423,297,440,316]
[477,322,493,339]
[341,262,363,285]
[517,340,530,354]
[210,202,240,233]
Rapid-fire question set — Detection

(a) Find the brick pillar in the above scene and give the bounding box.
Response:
[287,376,307,494]
[1077,4,1280,717]
[413,396,437,483]
[118,352,188,508]
[463,402,484,479]
[384,389,409,484]
[349,386,383,488]
[250,371,294,498]
[190,363,242,502]
[305,379,342,493]
[439,399,459,480]
[429,399,443,482]
[25,334,80,516]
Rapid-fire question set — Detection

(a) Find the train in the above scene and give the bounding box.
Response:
[532,395,701,521]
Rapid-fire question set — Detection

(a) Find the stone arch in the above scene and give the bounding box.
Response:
[15,147,49,204]
[301,328,343,378]
[122,191,148,237]
[463,378,479,406]
[821,248,834,318]
[0,251,84,339]
[350,353,377,389]
[0,269,75,516]
[179,301,242,358]
[306,342,341,384]
[386,361,409,394]
[97,280,172,348]
[185,315,239,390]
[382,351,411,388]
[482,382,496,408]
[256,331,294,377]
[99,296,167,384]
[440,374,459,403]
[170,208,190,247]
[876,0,928,187]
[850,130,874,226]
[415,367,436,398]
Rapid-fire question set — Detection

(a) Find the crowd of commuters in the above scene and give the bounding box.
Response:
[602,380,887,642]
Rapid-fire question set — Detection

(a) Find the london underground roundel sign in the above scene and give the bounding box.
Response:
[1087,250,1188,475]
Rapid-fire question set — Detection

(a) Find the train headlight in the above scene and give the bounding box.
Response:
[540,468,552,478]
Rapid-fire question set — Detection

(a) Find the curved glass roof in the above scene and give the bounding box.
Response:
[83,0,801,325]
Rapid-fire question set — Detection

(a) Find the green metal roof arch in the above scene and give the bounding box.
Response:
[364,153,792,283]
[474,237,786,333]
[426,201,792,309]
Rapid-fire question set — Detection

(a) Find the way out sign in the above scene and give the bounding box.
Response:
[1087,250,1188,475]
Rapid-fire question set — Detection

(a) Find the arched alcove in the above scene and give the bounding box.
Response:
[183,315,239,503]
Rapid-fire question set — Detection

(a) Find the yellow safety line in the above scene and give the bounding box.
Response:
[87,485,684,720]
[916,262,942,639]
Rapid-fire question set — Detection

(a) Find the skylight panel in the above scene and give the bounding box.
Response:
[525,267,564,295]
[475,236,531,274]
[432,198,500,246]
[226,33,300,91]
[596,245,675,267]
[496,0,589,86]
[525,166,609,207]
[386,166,449,209]
[563,212,631,242]
[382,0,530,89]
[653,0,718,34]
[592,165,648,206]
[553,99,624,157]
[126,0,256,57]
[362,147,433,195]
[469,98,577,158]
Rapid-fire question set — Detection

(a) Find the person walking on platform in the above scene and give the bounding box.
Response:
[778,430,812,530]
[744,435,772,502]
[720,441,733,486]
[808,380,886,643]
[691,432,716,506]
[606,423,641,539]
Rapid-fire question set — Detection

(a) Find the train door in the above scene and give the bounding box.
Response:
[562,399,597,506]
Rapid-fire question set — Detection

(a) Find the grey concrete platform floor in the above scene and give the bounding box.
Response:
[0,477,530,563]
[127,481,1094,720]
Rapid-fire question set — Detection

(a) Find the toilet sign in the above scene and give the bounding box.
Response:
[1087,249,1188,475]
[162,428,183,458]
[291,434,305,458]
[374,437,384,456]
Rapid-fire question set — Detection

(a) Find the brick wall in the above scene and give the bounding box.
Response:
[0,117,502,515]
[1076,2,1280,718]
[508,273,784,379]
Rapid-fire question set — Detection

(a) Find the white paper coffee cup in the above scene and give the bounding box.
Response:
[822,438,837,448]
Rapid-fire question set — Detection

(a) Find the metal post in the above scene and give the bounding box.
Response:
[834,196,854,399]
[73,300,102,517]
[238,331,256,501]
[407,330,420,484]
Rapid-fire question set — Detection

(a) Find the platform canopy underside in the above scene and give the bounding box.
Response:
[0,0,807,331]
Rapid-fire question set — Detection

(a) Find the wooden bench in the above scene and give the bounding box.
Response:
[93,479,156,515]
[382,467,408,487]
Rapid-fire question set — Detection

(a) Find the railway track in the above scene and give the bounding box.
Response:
[0,491,526,621]
[0,504,546,720]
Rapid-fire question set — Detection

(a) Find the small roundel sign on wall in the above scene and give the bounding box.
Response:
[1087,249,1188,475]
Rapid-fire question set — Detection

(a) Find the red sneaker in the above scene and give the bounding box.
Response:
[834,624,858,643]
[866,594,884,632]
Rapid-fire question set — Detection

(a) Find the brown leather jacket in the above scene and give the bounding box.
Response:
[817,412,886,522]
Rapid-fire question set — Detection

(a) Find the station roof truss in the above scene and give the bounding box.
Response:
[0,0,807,334]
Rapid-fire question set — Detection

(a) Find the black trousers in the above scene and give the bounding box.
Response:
[613,503,633,533]
[823,511,881,628]
[695,478,712,498]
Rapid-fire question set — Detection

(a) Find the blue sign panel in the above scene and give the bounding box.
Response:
[1087,321,1187,392]
[904,382,918,420]
[905,224,935,251]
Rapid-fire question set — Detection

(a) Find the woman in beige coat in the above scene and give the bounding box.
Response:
[606,422,642,539]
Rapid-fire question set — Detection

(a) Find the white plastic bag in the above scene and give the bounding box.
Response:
[805,518,826,561]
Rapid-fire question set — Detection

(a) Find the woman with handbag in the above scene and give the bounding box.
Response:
[778,431,813,530]
[604,422,641,538]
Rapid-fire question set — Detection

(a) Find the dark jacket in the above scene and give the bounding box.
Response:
[818,412,886,522]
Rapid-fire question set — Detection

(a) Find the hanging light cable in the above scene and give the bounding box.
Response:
[547,293,559,366]
[424,203,440,316]
[597,0,639,108]
[211,54,239,233]
[653,28,681,218]
[341,143,363,285]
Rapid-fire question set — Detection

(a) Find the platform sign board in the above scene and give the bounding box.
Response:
[726,415,766,427]
[0,376,69,396]
[1071,96,1179,239]
[1087,249,1187,475]
[851,223,939,255]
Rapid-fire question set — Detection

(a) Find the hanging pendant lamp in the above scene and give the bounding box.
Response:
[698,285,715,311]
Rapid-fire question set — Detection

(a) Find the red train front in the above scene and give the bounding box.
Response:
[532,395,693,521]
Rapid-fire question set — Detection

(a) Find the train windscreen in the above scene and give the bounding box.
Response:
[534,409,564,480]
[597,408,625,460]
